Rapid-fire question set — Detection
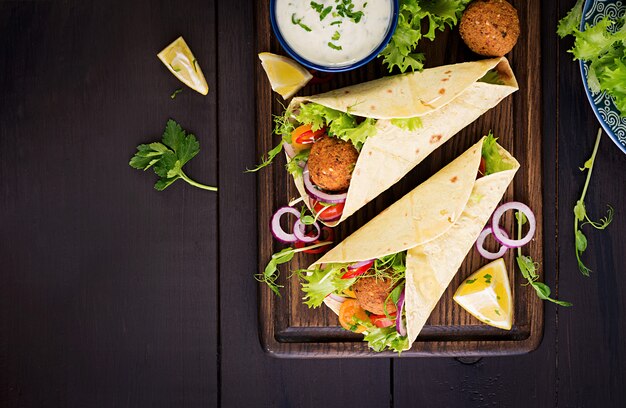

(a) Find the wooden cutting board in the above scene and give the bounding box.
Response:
[254,0,542,357]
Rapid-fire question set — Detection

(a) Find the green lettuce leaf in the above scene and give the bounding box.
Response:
[363,324,409,353]
[296,103,377,150]
[379,0,470,73]
[299,264,356,308]
[557,0,584,38]
[481,132,515,175]
[390,117,423,131]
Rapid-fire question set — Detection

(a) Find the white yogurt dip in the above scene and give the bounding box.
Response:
[275,0,394,68]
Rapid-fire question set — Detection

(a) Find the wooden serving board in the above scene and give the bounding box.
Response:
[255,0,542,357]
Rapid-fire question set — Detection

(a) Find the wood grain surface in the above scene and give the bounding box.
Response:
[2,0,626,406]
[255,0,543,356]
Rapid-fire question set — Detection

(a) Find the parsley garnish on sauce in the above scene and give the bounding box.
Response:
[291,14,312,32]
[328,42,343,50]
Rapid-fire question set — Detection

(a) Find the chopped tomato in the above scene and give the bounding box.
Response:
[294,226,334,254]
[312,200,345,222]
[478,157,486,178]
[338,299,368,333]
[291,124,325,150]
[369,312,397,328]
[341,260,375,279]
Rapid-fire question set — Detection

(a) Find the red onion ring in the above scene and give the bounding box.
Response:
[283,142,296,159]
[293,218,321,243]
[347,259,374,271]
[270,206,300,243]
[327,293,347,303]
[302,164,347,204]
[476,227,509,260]
[491,201,536,248]
[396,288,407,337]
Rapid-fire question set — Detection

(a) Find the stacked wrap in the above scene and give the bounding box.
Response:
[288,57,518,226]
[311,137,520,350]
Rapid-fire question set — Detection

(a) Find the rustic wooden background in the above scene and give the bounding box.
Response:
[1,0,625,406]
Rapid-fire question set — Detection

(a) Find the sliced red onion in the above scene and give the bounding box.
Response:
[492,202,536,248]
[327,293,347,303]
[283,141,296,159]
[347,259,374,271]
[302,164,347,204]
[476,227,509,260]
[293,218,321,243]
[396,288,407,337]
[270,206,301,243]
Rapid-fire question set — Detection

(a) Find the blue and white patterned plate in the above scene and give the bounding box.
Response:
[580,0,626,153]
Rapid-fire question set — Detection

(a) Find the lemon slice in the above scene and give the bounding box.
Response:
[258,52,312,99]
[158,37,208,95]
[453,258,513,330]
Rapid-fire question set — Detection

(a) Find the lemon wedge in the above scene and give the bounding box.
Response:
[158,37,208,95]
[258,52,312,99]
[453,258,513,330]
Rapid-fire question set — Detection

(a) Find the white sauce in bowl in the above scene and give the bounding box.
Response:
[275,0,393,68]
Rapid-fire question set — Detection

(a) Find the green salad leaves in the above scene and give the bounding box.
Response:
[481,132,515,175]
[380,0,471,73]
[129,119,217,191]
[296,103,377,150]
[558,0,626,115]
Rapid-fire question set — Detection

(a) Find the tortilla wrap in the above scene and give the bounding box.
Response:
[311,137,519,351]
[288,57,518,226]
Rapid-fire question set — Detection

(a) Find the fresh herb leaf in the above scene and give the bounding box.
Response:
[248,108,296,171]
[292,13,312,32]
[332,31,341,41]
[335,0,364,23]
[320,6,333,20]
[129,119,217,191]
[310,1,323,12]
[328,42,343,50]
[258,242,333,296]
[465,278,477,284]
[390,117,423,131]
[574,129,614,275]
[514,210,571,306]
[330,20,342,25]
[170,88,183,99]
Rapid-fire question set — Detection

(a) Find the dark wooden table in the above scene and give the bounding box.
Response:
[1,1,625,407]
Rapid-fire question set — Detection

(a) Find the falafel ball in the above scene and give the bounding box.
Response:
[353,277,397,315]
[308,136,359,192]
[459,0,520,57]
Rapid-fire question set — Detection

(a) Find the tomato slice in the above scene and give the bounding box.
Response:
[341,260,374,280]
[478,157,486,178]
[312,200,345,222]
[338,299,368,333]
[369,312,397,328]
[291,125,325,150]
[294,226,334,254]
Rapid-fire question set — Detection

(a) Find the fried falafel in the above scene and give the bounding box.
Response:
[308,136,359,192]
[353,277,397,315]
[459,0,520,57]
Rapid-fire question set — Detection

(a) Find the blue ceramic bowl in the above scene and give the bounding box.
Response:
[580,0,626,153]
[269,0,399,73]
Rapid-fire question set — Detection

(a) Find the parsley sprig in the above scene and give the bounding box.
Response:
[515,212,572,307]
[129,119,217,191]
[574,128,614,275]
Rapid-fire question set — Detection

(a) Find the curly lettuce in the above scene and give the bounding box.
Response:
[481,132,515,176]
[379,0,471,73]
[296,103,377,150]
[558,1,626,115]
